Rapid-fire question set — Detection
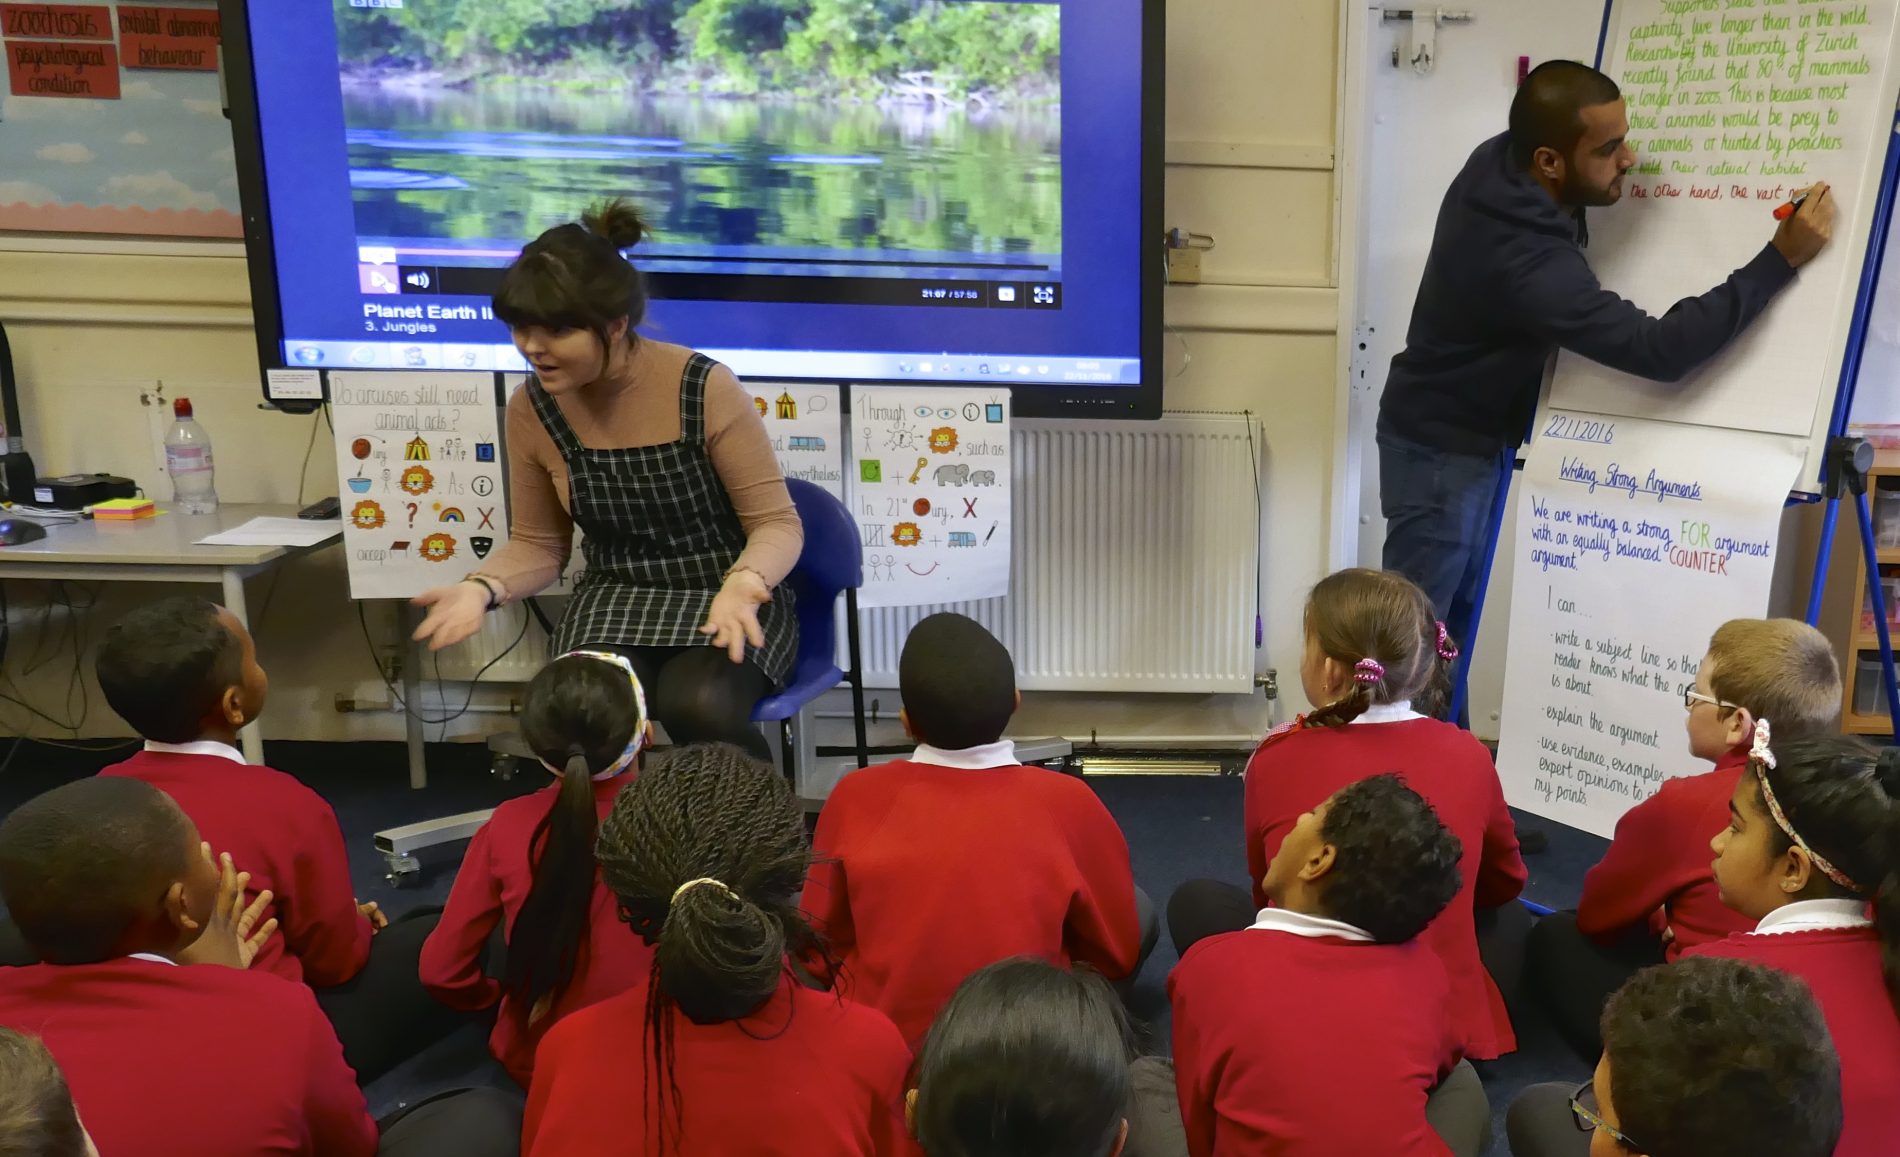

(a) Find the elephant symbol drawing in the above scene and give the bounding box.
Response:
[969,470,996,487]
[934,464,970,487]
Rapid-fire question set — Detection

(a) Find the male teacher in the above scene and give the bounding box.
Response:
[1377,60,1836,663]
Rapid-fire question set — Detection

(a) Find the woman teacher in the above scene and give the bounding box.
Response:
[411,200,800,760]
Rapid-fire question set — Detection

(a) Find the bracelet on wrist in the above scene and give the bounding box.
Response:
[723,565,767,587]
[464,575,502,611]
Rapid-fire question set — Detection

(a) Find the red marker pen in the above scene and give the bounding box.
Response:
[1774,190,1810,221]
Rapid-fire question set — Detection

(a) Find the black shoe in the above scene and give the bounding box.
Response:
[1519,827,1550,855]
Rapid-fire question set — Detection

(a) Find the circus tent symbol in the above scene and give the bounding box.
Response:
[405,436,431,461]
[775,392,798,420]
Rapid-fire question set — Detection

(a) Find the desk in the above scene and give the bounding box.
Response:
[0,503,341,762]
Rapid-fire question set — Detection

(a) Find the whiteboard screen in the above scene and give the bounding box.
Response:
[1547,0,1900,491]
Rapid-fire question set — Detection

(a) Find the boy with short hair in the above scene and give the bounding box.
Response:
[1528,617,1841,1059]
[1169,774,1481,1156]
[92,596,454,1082]
[1506,957,1843,1157]
[0,776,380,1157]
[801,613,1146,1044]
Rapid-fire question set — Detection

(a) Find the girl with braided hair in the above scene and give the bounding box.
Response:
[421,651,656,1084]
[1167,568,1526,1061]
[522,742,912,1156]
[1695,730,1900,1157]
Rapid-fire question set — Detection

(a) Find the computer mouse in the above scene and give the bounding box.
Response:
[0,519,48,546]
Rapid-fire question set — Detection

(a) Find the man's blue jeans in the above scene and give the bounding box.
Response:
[1377,432,1512,660]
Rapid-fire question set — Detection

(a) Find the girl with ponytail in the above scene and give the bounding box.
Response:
[1695,728,1900,1157]
[522,743,912,1157]
[1167,568,1527,1061]
[420,651,655,1084]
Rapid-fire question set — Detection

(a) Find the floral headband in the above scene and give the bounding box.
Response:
[1749,719,1862,893]
[540,649,650,781]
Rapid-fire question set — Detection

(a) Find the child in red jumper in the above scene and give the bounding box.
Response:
[1528,617,1842,1061]
[1688,731,1900,1157]
[524,743,912,1156]
[421,650,655,1084]
[801,612,1145,1045]
[91,597,459,1083]
[1169,569,1525,1060]
[0,777,520,1157]
[0,1026,99,1157]
[0,775,376,1157]
[1506,957,1843,1157]
[1170,774,1484,1157]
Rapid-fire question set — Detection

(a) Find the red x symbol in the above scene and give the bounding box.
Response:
[962,498,978,518]
[478,507,495,529]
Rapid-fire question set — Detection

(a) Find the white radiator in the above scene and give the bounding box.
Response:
[434,413,1264,694]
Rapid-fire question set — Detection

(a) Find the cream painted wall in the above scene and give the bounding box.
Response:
[0,0,1349,751]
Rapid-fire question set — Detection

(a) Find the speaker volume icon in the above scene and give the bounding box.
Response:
[403,270,432,290]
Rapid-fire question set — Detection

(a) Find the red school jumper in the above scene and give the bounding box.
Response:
[1688,920,1900,1157]
[1243,714,1526,1058]
[0,957,377,1157]
[802,750,1142,1044]
[1170,920,1461,1157]
[1576,749,1756,957]
[524,971,915,1156]
[420,775,653,1084]
[100,744,372,986]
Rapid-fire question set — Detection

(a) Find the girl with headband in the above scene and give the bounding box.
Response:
[1695,727,1900,1157]
[1168,567,1527,1062]
[525,743,911,1156]
[421,650,655,1085]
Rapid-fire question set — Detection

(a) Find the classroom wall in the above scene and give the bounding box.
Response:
[0,0,1348,749]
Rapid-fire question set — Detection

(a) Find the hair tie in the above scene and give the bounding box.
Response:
[1750,719,1862,892]
[1748,718,1776,770]
[1435,622,1460,662]
[672,877,734,903]
[1353,658,1385,685]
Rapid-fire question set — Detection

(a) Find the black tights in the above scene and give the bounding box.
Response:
[602,644,774,761]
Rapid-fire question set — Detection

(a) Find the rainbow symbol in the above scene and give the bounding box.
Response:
[438,507,466,523]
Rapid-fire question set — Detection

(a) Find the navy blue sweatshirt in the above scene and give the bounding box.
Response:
[1378,133,1798,458]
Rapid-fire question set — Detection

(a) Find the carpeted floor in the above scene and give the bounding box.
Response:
[0,738,1611,1153]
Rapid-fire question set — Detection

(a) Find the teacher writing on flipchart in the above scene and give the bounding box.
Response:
[408,199,801,761]
[1377,59,1836,667]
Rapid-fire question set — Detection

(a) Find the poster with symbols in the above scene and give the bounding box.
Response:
[848,385,1011,608]
[329,372,507,600]
[748,382,845,499]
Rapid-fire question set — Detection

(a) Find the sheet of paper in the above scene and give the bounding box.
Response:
[747,382,846,499]
[194,517,340,548]
[328,372,507,600]
[1548,0,1899,449]
[848,386,1011,608]
[1495,412,1805,837]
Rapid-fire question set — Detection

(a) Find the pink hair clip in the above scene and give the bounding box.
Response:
[1748,718,1776,770]
[1435,621,1460,662]
[1354,658,1385,684]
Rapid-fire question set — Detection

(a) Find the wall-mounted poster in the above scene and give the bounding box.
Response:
[849,385,1011,608]
[0,1,238,236]
[329,371,507,600]
[747,382,844,500]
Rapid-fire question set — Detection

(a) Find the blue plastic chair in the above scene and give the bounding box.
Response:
[751,478,870,779]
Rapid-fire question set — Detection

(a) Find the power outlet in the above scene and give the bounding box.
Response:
[1167,247,1203,285]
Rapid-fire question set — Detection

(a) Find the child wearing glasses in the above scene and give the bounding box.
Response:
[1526,618,1840,1060]
[1169,774,1488,1157]
[1683,732,1900,1157]
[1507,956,1843,1157]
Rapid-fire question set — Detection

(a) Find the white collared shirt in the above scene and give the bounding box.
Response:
[1246,907,1376,943]
[910,740,1018,770]
[1349,701,1423,725]
[1754,898,1872,936]
[126,953,178,966]
[143,739,247,766]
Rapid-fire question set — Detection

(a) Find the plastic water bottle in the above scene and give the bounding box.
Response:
[165,397,218,514]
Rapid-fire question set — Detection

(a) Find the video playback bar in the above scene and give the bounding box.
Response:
[365,263,1063,312]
